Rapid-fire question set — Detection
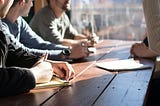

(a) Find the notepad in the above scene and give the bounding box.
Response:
[96,59,152,71]
[35,76,71,89]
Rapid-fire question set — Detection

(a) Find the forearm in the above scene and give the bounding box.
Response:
[144,48,159,58]
[7,40,67,61]
[74,34,87,40]
[6,46,39,68]
[61,39,78,46]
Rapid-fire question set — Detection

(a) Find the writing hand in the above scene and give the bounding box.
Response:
[31,53,53,83]
[46,61,75,81]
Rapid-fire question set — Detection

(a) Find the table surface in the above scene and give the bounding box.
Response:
[0,40,155,106]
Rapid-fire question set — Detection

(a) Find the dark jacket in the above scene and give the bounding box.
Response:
[0,27,39,97]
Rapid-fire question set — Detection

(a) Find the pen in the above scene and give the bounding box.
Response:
[32,53,48,67]
[43,53,48,61]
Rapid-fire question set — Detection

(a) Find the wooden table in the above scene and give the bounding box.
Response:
[0,40,155,106]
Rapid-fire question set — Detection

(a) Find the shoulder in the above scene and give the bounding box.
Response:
[63,13,70,21]
[61,13,70,25]
[17,17,29,27]
[14,16,27,25]
[30,6,55,24]
[1,18,13,29]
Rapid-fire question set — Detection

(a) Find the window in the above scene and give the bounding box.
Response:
[71,0,145,41]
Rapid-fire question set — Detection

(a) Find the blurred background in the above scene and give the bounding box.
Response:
[71,0,145,41]
[27,0,146,41]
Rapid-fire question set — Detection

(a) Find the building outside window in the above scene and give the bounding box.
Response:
[71,0,145,41]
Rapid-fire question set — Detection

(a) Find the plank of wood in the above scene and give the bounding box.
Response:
[0,87,60,106]
[42,67,116,106]
[93,59,155,106]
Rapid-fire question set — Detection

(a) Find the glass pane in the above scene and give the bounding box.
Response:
[71,0,145,41]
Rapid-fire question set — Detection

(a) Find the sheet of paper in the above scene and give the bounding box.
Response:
[96,59,152,71]
[35,76,71,89]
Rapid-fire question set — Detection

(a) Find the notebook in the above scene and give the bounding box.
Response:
[35,76,71,89]
[96,59,152,71]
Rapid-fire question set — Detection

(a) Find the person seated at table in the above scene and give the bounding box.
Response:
[0,0,75,97]
[29,0,99,47]
[130,0,160,106]
[130,0,160,59]
[1,0,89,61]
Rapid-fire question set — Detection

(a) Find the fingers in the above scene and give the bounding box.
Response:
[53,62,75,81]
[81,41,90,57]
[130,43,141,53]
[130,43,147,57]
[53,66,65,78]
[39,53,48,62]
[130,44,135,54]
[32,53,48,67]
[87,33,99,46]
[65,63,75,81]
[43,53,48,61]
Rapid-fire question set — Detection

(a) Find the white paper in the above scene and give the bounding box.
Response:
[96,59,152,71]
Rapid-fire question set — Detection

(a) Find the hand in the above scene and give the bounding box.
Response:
[70,40,90,59]
[87,33,99,47]
[30,54,53,83]
[46,60,75,81]
[130,43,157,58]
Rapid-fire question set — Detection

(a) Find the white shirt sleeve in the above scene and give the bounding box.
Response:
[143,0,160,54]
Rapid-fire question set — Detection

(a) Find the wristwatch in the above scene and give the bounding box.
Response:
[61,48,71,60]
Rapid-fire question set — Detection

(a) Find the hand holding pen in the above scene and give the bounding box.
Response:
[31,53,54,83]
[32,53,75,81]
[44,54,75,81]
[87,33,99,47]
